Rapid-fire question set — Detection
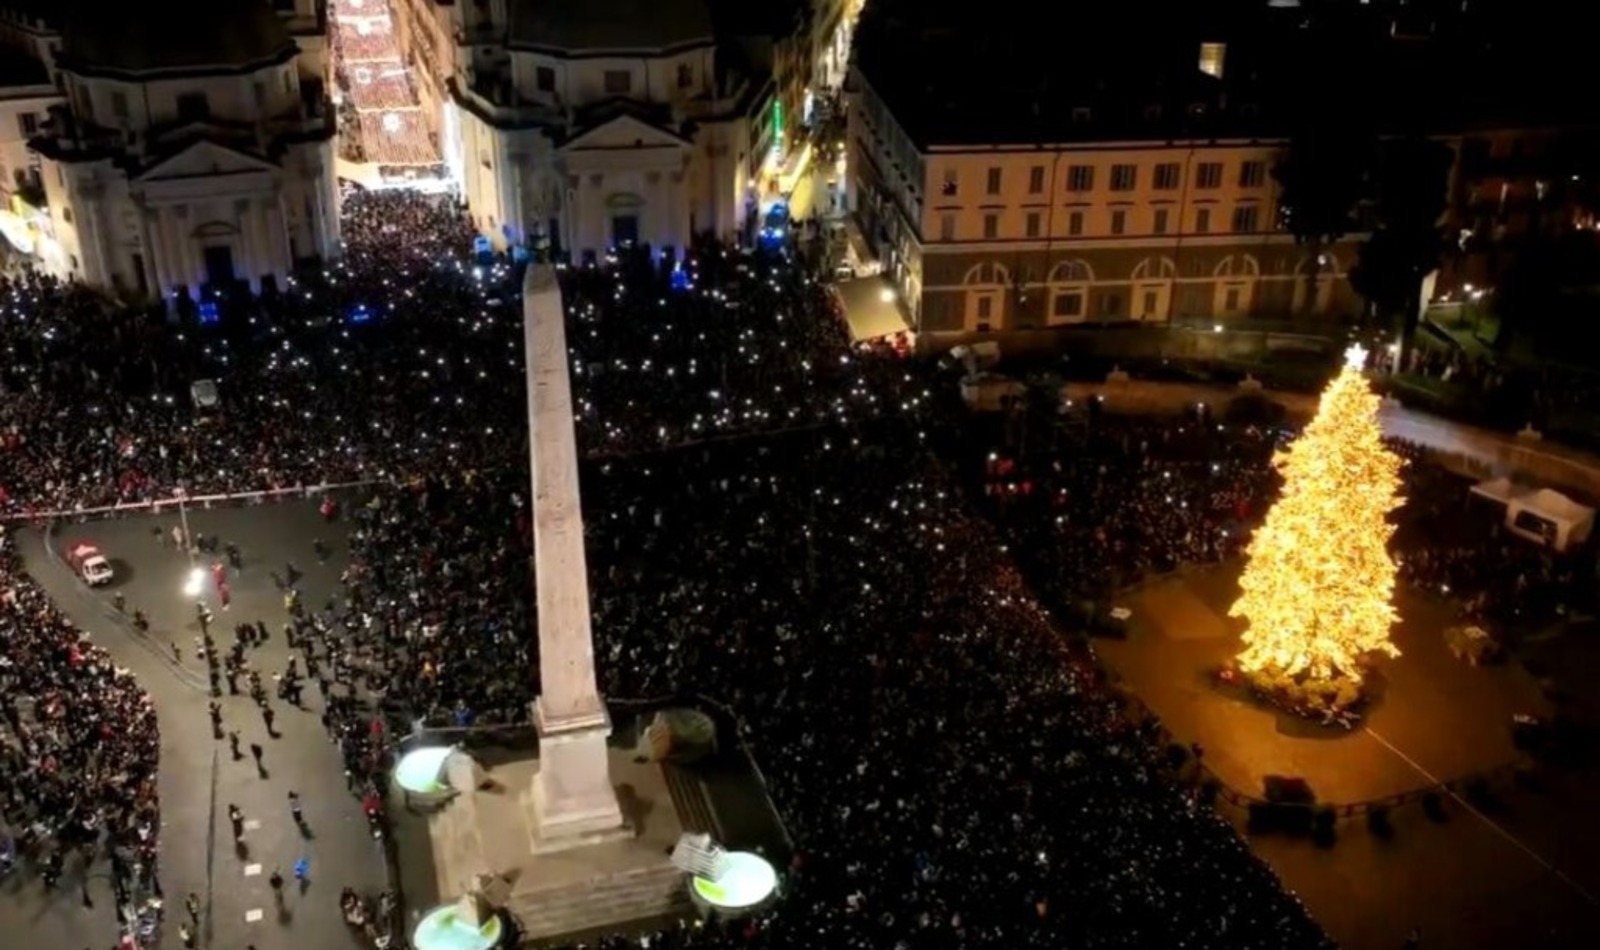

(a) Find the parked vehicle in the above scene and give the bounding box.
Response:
[65,541,114,586]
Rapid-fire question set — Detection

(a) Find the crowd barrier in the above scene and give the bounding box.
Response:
[0,479,387,525]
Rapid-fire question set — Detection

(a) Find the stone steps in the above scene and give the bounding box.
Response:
[512,859,689,942]
[663,763,719,838]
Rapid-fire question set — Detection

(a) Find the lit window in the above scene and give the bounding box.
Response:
[382,113,401,134]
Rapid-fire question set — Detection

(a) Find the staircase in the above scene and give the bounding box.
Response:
[510,857,689,941]
[663,763,720,839]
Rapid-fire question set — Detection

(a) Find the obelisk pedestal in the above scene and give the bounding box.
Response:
[521,263,631,853]
[525,700,631,852]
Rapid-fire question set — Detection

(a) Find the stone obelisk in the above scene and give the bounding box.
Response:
[522,264,629,851]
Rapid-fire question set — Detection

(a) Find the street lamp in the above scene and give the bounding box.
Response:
[174,488,195,566]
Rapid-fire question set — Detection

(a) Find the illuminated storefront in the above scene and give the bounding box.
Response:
[0,194,69,277]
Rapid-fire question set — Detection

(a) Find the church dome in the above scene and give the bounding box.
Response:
[59,0,296,76]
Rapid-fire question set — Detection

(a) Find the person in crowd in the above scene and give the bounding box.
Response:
[8,189,1582,950]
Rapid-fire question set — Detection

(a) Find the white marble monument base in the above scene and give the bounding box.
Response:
[427,744,689,941]
[525,699,631,853]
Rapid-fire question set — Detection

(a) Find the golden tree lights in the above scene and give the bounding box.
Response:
[1230,344,1403,685]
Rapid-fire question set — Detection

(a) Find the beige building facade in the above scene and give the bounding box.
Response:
[385,0,767,259]
[848,71,1362,340]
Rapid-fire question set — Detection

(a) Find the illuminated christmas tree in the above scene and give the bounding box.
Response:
[1230,343,1403,692]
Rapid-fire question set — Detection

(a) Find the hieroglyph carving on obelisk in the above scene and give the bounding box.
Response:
[522,264,628,851]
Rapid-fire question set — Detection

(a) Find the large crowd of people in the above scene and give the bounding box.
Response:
[2,187,1592,949]
[0,543,162,935]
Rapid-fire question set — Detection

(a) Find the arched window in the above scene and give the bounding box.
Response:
[1132,256,1177,281]
[1213,254,1260,278]
[1214,254,1260,317]
[1047,259,1093,324]
[961,262,1009,330]
[1292,253,1340,314]
[1130,256,1176,321]
[963,262,1010,286]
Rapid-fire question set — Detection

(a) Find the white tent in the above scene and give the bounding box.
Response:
[1506,488,1595,552]
[1469,476,1520,505]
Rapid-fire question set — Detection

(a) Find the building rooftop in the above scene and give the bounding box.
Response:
[0,47,49,90]
[853,4,1284,149]
[853,0,1600,151]
[508,0,715,53]
[58,0,296,76]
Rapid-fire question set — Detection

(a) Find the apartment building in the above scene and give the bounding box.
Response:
[388,0,453,145]
[847,11,1365,340]
[1430,125,1600,301]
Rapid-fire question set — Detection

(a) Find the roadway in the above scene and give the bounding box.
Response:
[2,497,386,950]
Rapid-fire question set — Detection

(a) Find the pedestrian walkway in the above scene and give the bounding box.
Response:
[331,0,441,173]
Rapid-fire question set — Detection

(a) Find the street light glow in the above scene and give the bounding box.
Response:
[183,567,206,598]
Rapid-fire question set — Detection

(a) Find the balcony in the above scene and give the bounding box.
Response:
[27,119,128,163]
[451,74,562,127]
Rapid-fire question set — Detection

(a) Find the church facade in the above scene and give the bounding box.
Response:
[2,0,337,302]
[428,0,769,260]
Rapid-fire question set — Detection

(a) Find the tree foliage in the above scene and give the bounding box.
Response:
[1349,138,1454,356]
[1273,128,1372,246]
[1232,351,1404,686]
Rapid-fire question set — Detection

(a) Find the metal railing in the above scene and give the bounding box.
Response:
[0,479,385,524]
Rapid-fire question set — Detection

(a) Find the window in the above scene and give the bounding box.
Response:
[1231,204,1260,233]
[939,213,955,241]
[111,90,129,119]
[1153,208,1170,234]
[1196,207,1211,233]
[982,213,999,239]
[941,169,958,196]
[603,70,631,94]
[1110,209,1126,235]
[1067,211,1083,235]
[1153,162,1180,190]
[677,64,693,89]
[1143,290,1159,315]
[985,167,1001,195]
[1225,287,1240,311]
[176,92,209,122]
[1025,211,1042,238]
[1028,165,1045,194]
[1110,164,1137,191]
[536,66,556,92]
[1196,162,1222,189]
[977,296,993,320]
[1052,291,1084,319]
[18,112,38,136]
[1066,165,1094,191]
[1238,161,1266,188]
